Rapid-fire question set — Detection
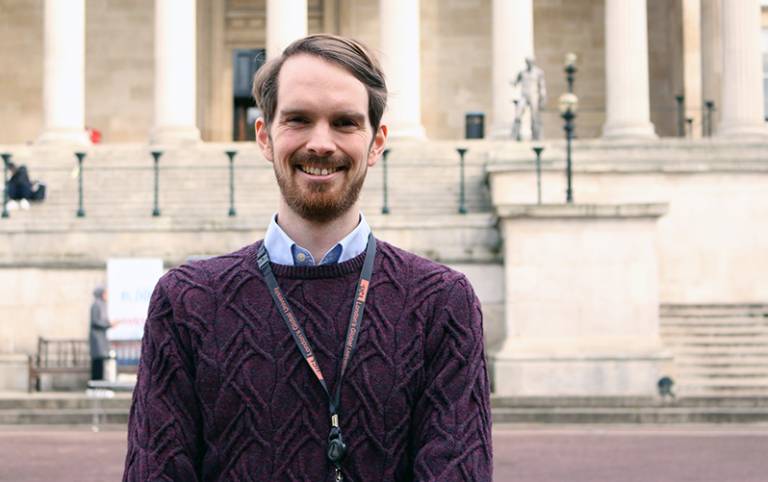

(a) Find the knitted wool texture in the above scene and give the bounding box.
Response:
[123,239,492,481]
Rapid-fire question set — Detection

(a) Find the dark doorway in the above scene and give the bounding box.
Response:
[233,49,265,141]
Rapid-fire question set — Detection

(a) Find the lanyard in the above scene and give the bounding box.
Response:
[256,233,376,480]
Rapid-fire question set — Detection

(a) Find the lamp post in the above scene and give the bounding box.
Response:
[456,148,468,214]
[564,52,577,93]
[532,146,544,205]
[558,92,578,204]
[75,152,86,217]
[381,148,390,214]
[150,151,162,217]
[225,150,237,217]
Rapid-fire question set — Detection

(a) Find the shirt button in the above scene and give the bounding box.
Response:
[296,252,306,263]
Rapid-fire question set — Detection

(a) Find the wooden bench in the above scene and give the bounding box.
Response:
[28,337,90,392]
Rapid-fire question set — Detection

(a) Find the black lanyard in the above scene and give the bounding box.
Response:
[256,233,376,481]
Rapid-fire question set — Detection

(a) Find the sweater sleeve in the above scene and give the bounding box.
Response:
[411,273,493,481]
[123,273,204,481]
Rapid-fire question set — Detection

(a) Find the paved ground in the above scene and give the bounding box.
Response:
[1,424,767,481]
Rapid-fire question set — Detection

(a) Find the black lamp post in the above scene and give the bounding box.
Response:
[75,152,86,217]
[1,153,11,219]
[564,52,577,93]
[456,148,468,214]
[558,93,578,204]
[532,146,544,205]
[381,148,390,214]
[704,101,715,137]
[225,150,237,217]
[151,151,162,217]
[675,95,685,137]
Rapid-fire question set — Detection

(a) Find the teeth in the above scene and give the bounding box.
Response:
[300,165,338,176]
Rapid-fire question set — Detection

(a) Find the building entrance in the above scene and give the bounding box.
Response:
[233,49,265,141]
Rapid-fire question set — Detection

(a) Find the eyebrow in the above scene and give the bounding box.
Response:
[278,109,366,123]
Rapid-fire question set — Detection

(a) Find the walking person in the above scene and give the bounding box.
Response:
[123,34,492,481]
[89,286,111,381]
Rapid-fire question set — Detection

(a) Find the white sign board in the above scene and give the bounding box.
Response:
[107,258,164,341]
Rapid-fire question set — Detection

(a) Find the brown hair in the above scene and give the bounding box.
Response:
[252,34,387,132]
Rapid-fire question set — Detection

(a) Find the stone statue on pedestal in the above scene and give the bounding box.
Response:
[511,57,547,141]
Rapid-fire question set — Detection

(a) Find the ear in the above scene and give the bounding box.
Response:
[255,117,274,163]
[367,124,388,167]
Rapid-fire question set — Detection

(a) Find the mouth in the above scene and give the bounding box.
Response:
[296,165,344,176]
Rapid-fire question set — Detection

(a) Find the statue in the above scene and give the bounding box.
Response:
[511,57,547,141]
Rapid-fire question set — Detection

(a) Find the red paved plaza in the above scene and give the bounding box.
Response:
[1,424,767,481]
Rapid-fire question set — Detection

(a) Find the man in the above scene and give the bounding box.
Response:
[511,56,547,141]
[124,34,492,481]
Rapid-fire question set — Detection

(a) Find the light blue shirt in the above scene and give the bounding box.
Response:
[263,212,371,266]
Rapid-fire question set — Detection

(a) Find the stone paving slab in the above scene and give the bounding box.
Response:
[1,424,768,481]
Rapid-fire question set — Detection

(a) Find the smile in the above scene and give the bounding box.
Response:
[297,165,343,176]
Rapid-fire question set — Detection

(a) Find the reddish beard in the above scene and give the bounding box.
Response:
[275,151,366,223]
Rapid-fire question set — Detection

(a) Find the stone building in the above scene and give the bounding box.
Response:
[1,0,768,398]
[2,0,767,144]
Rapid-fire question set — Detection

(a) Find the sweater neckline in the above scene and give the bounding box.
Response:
[251,240,371,279]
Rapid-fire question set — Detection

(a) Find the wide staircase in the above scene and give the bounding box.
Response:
[660,304,768,397]
[1,142,493,229]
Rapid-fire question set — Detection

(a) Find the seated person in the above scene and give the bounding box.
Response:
[4,161,45,210]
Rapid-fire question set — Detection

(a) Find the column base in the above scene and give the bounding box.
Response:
[491,340,671,397]
[602,121,657,140]
[150,126,201,145]
[716,123,768,140]
[36,128,91,146]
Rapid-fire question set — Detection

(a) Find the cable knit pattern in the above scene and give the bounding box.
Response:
[123,239,492,481]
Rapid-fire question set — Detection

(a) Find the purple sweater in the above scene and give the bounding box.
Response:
[123,239,492,481]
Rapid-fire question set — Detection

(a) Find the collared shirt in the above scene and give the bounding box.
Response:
[263,212,371,266]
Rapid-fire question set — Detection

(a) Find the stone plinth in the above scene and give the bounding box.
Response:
[492,203,670,396]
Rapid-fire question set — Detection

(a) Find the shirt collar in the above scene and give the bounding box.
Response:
[263,212,371,266]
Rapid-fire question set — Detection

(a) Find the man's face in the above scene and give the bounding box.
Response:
[255,54,387,223]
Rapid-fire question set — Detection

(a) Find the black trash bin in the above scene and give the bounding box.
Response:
[465,112,485,139]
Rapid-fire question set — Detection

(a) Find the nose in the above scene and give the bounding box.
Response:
[305,122,336,157]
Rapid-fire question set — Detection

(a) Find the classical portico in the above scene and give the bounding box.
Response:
[14,0,768,144]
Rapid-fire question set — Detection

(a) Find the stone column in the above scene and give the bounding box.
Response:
[717,0,768,138]
[491,0,534,139]
[37,0,90,145]
[602,0,657,140]
[266,0,307,60]
[380,0,425,138]
[152,0,200,144]
[682,0,703,138]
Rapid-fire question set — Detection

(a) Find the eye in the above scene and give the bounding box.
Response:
[334,118,359,129]
[285,116,308,125]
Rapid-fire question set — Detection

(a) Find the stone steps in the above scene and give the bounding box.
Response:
[660,305,768,397]
[2,393,768,425]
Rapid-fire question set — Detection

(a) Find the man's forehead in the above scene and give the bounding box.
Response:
[277,54,368,113]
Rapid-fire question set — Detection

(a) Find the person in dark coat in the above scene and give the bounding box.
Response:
[89,286,111,380]
[5,162,34,201]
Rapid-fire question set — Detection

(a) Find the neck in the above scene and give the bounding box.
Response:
[276,202,361,262]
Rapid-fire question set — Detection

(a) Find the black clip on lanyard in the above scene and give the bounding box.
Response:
[257,233,376,481]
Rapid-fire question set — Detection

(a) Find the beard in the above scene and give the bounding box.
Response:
[275,151,366,223]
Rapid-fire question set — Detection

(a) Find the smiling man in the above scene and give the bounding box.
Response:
[124,35,492,482]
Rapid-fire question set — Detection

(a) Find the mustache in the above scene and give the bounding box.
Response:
[290,152,351,169]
